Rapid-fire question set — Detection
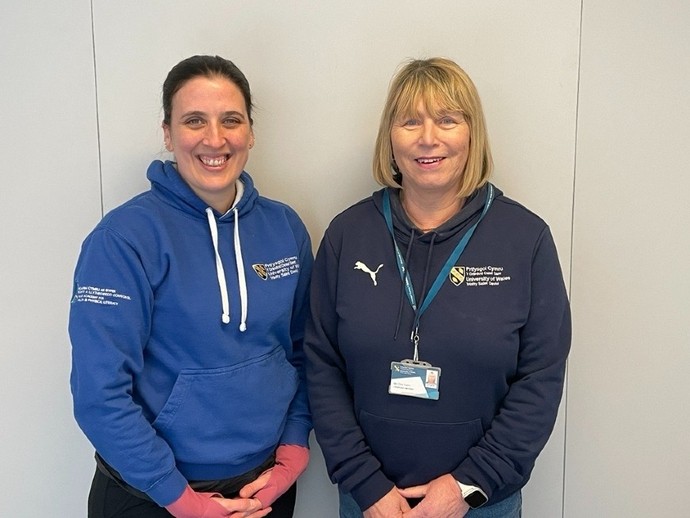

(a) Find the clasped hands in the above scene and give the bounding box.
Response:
[363,474,471,518]
[165,444,309,518]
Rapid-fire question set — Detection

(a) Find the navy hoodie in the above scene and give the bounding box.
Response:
[304,184,570,510]
[70,160,312,506]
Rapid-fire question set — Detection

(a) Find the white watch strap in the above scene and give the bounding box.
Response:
[456,480,487,499]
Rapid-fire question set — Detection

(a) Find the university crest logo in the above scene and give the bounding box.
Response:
[449,266,465,286]
[252,264,268,280]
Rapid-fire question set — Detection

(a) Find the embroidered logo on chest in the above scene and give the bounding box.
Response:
[450,265,512,287]
[354,261,383,286]
[252,256,300,281]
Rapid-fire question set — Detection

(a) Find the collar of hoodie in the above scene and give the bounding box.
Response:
[377,184,492,340]
[205,179,248,330]
[383,186,487,244]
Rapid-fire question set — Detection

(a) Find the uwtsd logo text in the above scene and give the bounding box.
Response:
[252,256,300,280]
[451,265,511,287]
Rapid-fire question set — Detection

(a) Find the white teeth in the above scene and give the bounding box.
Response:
[200,156,227,167]
[417,158,442,164]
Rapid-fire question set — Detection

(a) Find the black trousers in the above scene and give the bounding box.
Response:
[88,467,297,518]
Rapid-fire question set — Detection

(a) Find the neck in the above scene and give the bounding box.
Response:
[400,188,464,232]
[207,191,236,214]
[200,183,239,214]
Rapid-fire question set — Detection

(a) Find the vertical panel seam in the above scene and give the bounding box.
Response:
[89,0,104,217]
[562,1,585,517]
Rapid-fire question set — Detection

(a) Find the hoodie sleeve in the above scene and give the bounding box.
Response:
[452,226,571,500]
[304,231,396,511]
[279,215,314,447]
[69,226,187,506]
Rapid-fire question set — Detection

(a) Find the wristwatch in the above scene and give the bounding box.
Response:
[457,481,488,509]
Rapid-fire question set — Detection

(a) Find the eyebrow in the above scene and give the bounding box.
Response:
[179,110,247,119]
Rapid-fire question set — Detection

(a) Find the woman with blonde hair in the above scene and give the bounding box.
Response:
[305,57,570,517]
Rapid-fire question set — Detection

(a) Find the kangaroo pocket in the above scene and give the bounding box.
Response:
[358,409,484,487]
[153,347,298,466]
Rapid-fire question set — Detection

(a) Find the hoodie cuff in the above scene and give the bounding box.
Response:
[349,470,395,512]
[145,468,189,507]
[278,419,311,448]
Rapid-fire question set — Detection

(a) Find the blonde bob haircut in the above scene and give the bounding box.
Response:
[373,58,493,198]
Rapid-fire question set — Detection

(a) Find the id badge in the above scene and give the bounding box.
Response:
[389,359,441,400]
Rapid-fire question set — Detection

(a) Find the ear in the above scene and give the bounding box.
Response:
[162,123,173,152]
[249,131,255,149]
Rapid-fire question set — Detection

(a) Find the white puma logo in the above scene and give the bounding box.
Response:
[354,261,383,286]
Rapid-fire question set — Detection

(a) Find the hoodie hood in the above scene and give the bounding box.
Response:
[147,159,256,329]
[371,182,501,246]
[147,159,258,220]
[372,182,501,341]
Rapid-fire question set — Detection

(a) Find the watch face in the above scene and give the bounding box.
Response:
[465,490,488,508]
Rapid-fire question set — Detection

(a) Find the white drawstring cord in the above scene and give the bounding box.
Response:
[206,208,231,324]
[233,207,248,332]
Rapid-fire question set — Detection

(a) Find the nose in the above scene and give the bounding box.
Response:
[418,120,438,146]
[203,122,225,148]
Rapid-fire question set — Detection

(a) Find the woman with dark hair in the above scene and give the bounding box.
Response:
[70,55,312,518]
[305,57,571,517]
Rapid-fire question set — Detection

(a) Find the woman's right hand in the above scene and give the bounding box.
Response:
[363,487,412,518]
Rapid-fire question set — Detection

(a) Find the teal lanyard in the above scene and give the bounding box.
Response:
[382,184,494,360]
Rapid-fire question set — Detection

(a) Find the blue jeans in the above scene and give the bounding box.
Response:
[339,489,521,518]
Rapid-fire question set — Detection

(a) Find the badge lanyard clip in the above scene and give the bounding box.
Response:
[411,326,420,362]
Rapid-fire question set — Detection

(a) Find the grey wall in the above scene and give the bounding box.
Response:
[566,1,690,515]
[0,1,687,516]
[1,2,101,517]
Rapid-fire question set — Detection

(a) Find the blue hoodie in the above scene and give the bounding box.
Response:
[305,184,570,510]
[70,160,312,506]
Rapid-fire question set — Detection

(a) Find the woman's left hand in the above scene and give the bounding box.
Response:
[398,474,469,518]
[239,444,310,507]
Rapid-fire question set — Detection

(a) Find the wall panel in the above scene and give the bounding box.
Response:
[567,1,690,515]
[0,1,101,516]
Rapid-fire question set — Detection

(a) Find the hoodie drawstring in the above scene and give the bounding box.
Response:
[205,207,248,331]
[233,207,248,331]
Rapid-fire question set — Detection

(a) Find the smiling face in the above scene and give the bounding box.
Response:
[162,75,254,213]
[390,100,470,199]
